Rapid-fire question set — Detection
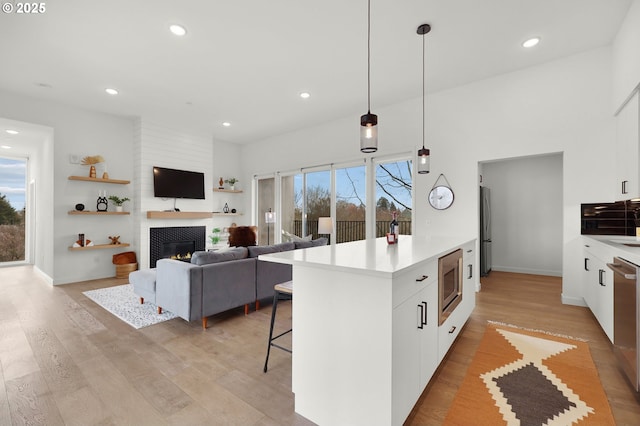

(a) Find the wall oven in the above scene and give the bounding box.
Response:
[438,249,463,325]
[607,256,640,392]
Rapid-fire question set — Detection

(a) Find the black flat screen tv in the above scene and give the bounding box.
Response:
[153,166,205,199]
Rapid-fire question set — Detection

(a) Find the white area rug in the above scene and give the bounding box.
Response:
[83,284,177,329]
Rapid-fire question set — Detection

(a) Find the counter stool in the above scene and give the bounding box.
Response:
[263,280,293,373]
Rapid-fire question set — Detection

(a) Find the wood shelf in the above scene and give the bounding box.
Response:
[68,210,130,215]
[212,212,242,216]
[68,243,131,251]
[213,188,243,193]
[68,176,130,185]
[146,211,213,219]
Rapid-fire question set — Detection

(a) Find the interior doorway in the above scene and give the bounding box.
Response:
[479,153,563,277]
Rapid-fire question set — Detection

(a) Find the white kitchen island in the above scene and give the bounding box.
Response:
[260,235,477,426]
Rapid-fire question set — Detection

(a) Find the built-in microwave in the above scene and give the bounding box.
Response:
[438,249,463,325]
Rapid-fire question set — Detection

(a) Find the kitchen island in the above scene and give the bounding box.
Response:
[260,235,476,426]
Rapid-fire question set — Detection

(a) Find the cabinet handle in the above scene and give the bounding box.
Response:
[467,264,473,279]
[584,258,589,271]
[422,302,427,326]
[598,269,605,286]
[622,180,628,194]
[417,304,424,329]
[448,326,457,334]
[416,275,429,282]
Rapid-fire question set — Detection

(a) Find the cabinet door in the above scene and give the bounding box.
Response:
[595,263,614,343]
[392,282,438,425]
[615,90,640,199]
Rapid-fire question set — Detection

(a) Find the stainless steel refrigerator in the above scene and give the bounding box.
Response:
[480,186,492,276]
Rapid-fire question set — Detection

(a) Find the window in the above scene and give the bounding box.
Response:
[335,164,366,242]
[375,159,412,237]
[0,156,27,263]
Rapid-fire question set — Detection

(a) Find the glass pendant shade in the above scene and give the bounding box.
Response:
[418,147,430,174]
[360,112,378,153]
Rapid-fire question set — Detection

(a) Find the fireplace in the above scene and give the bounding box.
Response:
[150,226,206,268]
[438,249,463,325]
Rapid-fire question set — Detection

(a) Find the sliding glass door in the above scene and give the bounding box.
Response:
[374,158,412,237]
[335,163,366,243]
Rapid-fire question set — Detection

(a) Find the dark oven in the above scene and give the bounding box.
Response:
[438,249,463,325]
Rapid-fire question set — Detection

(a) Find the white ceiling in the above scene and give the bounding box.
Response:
[0,0,632,145]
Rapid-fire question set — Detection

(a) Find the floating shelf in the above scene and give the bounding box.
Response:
[146,211,213,219]
[213,188,243,193]
[69,243,131,251]
[68,176,130,185]
[68,210,130,215]
[212,212,242,216]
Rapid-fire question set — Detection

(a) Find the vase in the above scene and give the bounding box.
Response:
[89,165,96,178]
[115,206,123,212]
[230,185,235,191]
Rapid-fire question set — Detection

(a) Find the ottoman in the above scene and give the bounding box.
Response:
[129,268,157,305]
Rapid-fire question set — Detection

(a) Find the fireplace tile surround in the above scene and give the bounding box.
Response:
[149,226,206,268]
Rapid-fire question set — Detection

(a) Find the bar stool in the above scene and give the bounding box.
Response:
[263,280,293,373]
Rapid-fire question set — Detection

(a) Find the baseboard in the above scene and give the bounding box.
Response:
[491,266,562,277]
[561,294,587,307]
[34,265,53,285]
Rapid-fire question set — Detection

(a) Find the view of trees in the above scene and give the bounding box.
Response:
[0,193,25,262]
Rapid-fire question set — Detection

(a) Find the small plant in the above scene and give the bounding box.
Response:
[107,195,130,206]
[224,178,239,186]
[210,227,222,244]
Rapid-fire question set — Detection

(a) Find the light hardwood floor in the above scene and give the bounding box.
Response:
[0,266,639,425]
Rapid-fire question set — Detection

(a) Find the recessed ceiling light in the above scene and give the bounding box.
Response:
[105,88,119,95]
[5,129,19,135]
[1,145,11,150]
[300,92,311,99]
[222,122,231,127]
[522,37,540,48]
[170,24,187,36]
[35,82,52,88]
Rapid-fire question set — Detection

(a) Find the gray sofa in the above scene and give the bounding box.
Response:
[155,238,327,329]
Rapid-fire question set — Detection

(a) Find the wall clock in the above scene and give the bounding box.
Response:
[428,174,454,210]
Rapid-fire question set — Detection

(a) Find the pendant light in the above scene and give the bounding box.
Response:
[417,23,431,174]
[360,0,378,153]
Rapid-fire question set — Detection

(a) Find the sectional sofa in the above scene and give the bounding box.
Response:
[154,238,327,329]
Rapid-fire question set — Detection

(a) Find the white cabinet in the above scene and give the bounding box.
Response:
[615,90,640,200]
[438,241,476,361]
[392,277,437,425]
[583,241,614,342]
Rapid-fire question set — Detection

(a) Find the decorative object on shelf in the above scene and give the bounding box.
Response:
[218,177,224,189]
[107,195,130,212]
[75,203,85,211]
[210,227,222,245]
[265,208,276,244]
[81,155,105,178]
[231,208,237,214]
[360,0,378,153]
[224,178,239,190]
[73,234,93,247]
[428,173,455,210]
[97,191,108,212]
[417,23,431,174]
[223,203,230,213]
[108,235,121,245]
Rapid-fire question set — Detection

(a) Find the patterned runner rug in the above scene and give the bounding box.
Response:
[444,322,615,425]
[83,284,177,329]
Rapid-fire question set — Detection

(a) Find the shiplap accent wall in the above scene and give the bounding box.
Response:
[135,121,215,269]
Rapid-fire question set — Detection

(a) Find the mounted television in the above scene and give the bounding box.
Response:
[153,166,205,199]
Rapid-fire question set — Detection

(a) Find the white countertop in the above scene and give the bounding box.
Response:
[260,235,475,278]
[584,235,640,265]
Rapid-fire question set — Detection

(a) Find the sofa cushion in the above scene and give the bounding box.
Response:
[294,237,329,249]
[248,242,294,258]
[190,247,248,265]
[282,230,312,242]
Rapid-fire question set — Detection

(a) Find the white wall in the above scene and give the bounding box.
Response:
[241,47,616,306]
[0,89,135,284]
[613,0,640,111]
[482,154,563,276]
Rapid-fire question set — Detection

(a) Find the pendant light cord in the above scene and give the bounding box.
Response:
[367,0,371,113]
[422,31,426,149]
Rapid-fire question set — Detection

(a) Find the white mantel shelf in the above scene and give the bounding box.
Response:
[260,235,474,278]
[146,211,213,219]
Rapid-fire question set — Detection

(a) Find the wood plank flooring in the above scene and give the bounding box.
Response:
[0,266,638,425]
